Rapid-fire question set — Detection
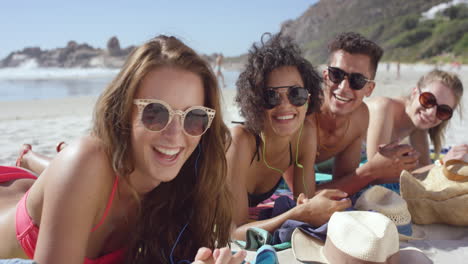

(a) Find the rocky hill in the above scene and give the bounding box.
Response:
[280,0,468,64]
[0,36,135,68]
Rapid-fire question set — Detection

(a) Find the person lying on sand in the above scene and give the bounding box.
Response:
[1,35,245,264]
[283,32,419,195]
[228,33,350,240]
[366,69,467,176]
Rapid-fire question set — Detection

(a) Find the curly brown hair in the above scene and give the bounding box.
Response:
[235,33,323,134]
[328,32,383,79]
[92,35,232,263]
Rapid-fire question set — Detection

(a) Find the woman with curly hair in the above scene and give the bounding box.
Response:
[228,33,351,240]
[0,35,245,264]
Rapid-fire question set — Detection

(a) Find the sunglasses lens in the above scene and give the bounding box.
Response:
[436,105,453,121]
[328,67,344,84]
[419,92,437,108]
[349,74,368,90]
[264,89,280,109]
[142,103,169,131]
[289,86,309,106]
[184,109,210,136]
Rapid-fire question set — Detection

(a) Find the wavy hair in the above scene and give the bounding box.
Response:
[415,70,464,157]
[92,35,232,263]
[235,33,322,134]
[328,32,383,79]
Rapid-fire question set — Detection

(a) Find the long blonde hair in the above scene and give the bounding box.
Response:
[415,70,463,157]
[92,35,232,263]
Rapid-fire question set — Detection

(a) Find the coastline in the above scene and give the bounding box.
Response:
[0,63,466,165]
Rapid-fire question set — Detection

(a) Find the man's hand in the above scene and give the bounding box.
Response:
[295,189,351,227]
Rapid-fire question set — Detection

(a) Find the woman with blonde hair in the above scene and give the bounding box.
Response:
[0,35,245,264]
[366,69,467,172]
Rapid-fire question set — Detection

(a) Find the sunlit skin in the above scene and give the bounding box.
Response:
[263,66,308,138]
[322,50,375,117]
[366,80,460,168]
[228,66,350,241]
[130,67,205,193]
[406,81,456,130]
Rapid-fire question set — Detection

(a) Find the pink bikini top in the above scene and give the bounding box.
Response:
[16,175,126,264]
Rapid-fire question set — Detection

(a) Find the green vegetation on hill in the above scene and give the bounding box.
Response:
[372,4,468,63]
[279,0,468,65]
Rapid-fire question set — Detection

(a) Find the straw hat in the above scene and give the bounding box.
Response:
[292,211,400,264]
[400,159,468,226]
[355,186,425,240]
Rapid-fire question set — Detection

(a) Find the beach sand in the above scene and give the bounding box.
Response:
[1,63,467,165]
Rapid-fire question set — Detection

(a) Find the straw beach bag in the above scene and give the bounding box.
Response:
[400,159,468,226]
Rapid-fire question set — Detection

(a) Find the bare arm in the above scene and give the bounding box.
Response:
[34,137,114,264]
[228,127,349,240]
[409,129,431,166]
[292,118,317,199]
[318,132,370,195]
[365,98,395,159]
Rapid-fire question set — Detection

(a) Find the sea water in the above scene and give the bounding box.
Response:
[0,66,466,147]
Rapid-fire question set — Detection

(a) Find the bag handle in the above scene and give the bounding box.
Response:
[442,159,468,182]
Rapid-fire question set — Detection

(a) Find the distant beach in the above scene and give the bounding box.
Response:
[0,63,466,165]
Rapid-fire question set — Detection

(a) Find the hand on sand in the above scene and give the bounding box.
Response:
[192,247,248,264]
[295,189,350,227]
[443,144,468,163]
[371,140,420,181]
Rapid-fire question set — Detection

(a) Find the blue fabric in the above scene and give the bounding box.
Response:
[253,245,279,264]
[0,260,36,264]
[272,219,328,244]
[397,222,413,236]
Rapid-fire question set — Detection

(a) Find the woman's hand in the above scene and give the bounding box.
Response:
[295,189,351,227]
[192,247,247,264]
[443,144,468,163]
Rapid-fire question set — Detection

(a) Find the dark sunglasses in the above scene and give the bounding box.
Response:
[327,66,374,90]
[133,99,215,136]
[418,91,453,121]
[263,85,310,109]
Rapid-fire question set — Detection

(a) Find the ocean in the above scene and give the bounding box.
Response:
[0,65,466,148]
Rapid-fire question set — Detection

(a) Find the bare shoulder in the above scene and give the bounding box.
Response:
[301,114,318,145]
[351,102,370,126]
[42,135,114,190]
[365,96,400,112]
[229,125,256,152]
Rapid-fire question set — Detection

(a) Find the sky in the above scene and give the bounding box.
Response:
[0,0,317,60]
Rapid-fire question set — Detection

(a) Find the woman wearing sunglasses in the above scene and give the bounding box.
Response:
[0,36,246,264]
[228,33,351,240]
[366,69,466,171]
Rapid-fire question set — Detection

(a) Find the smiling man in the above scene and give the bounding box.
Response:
[307,32,419,195]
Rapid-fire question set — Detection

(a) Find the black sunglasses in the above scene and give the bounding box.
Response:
[327,66,374,90]
[418,91,453,121]
[263,85,309,109]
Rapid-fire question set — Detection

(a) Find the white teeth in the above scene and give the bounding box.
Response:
[334,94,351,102]
[276,114,294,120]
[155,147,180,156]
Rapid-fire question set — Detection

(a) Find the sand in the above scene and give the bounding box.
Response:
[1,63,467,165]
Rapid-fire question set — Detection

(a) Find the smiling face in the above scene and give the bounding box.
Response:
[263,66,307,137]
[407,81,456,130]
[323,50,375,116]
[130,66,204,191]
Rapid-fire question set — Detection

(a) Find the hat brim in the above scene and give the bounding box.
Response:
[292,228,327,263]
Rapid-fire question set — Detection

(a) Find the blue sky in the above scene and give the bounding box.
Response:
[0,0,316,59]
